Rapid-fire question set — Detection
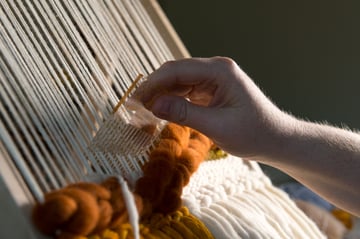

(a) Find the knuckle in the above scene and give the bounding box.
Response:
[212,56,237,69]
[160,60,176,70]
[210,57,239,77]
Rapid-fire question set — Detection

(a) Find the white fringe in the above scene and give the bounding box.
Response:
[182,156,326,239]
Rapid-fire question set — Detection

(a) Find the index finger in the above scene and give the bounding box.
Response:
[135,57,220,105]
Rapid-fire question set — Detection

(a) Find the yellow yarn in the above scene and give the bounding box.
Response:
[331,208,353,229]
[142,207,214,239]
[88,229,119,239]
[207,147,228,160]
[86,207,214,239]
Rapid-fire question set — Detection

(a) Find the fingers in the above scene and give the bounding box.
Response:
[149,57,216,85]
[135,57,233,106]
[151,95,217,136]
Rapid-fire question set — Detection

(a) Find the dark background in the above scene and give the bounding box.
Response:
[159,1,360,184]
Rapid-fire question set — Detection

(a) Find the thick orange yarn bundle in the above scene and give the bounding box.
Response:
[32,178,142,238]
[135,123,213,215]
[32,123,213,238]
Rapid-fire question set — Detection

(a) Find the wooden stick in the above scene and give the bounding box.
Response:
[112,74,144,114]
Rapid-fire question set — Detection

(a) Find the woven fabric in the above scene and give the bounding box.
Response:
[182,156,326,239]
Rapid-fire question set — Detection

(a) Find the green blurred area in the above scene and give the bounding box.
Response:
[159,1,360,184]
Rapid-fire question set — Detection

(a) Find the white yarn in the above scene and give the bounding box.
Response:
[118,176,140,239]
[182,155,326,239]
[0,0,175,202]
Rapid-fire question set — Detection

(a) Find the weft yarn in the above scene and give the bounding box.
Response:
[32,123,214,238]
[135,123,213,215]
[32,177,142,238]
[84,206,214,239]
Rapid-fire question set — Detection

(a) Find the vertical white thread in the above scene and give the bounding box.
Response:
[0,0,175,201]
[118,176,140,239]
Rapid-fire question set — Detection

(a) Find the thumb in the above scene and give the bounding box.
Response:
[151,95,216,134]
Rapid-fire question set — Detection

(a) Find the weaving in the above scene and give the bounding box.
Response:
[0,0,325,238]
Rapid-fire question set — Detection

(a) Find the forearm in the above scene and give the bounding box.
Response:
[252,116,360,216]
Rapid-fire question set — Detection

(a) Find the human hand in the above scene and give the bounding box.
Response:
[135,57,360,216]
[135,57,292,157]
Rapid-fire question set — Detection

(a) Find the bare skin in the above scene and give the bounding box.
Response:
[135,57,360,216]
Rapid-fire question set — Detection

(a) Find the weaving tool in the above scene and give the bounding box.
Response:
[0,1,327,238]
[89,74,166,158]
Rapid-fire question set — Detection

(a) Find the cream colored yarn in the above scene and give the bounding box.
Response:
[182,156,326,239]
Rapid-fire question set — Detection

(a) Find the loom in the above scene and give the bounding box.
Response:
[0,1,326,238]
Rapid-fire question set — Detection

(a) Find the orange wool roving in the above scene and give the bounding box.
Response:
[32,178,142,238]
[32,123,213,237]
[101,177,143,228]
[135,123,213,215]
[32,185,102,236]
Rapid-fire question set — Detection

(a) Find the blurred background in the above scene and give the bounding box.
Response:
[159,0,360,184]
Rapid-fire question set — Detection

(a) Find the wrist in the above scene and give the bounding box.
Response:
[252,110,301,164]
